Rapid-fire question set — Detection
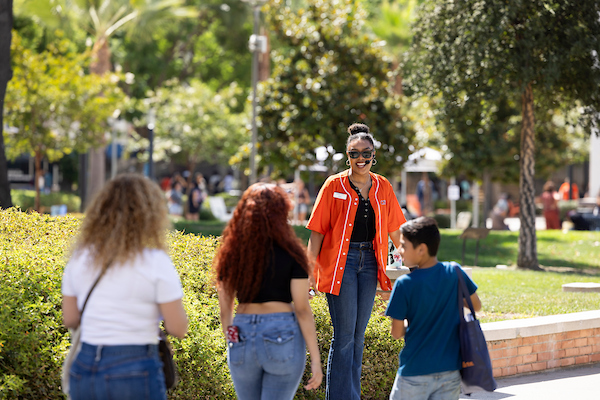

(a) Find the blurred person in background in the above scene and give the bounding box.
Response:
[541,181,561,229]
[559,177,579,200]
[166,180,184,216]
[186,173,207,221]
[214,183,322,400]
[295,179,310,225]
[62,174,188,400]
[490,196,509,230]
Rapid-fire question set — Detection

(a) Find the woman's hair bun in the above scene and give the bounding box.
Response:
[347,123,370,135]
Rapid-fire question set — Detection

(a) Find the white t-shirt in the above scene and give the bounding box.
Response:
[62,248,183,345]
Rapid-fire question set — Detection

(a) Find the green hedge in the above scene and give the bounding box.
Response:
[0,208,403,399]
[10,190,81,213]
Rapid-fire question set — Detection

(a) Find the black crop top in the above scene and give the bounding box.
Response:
[239,243,309,304]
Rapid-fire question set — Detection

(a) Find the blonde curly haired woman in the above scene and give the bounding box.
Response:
[62,174,188,400]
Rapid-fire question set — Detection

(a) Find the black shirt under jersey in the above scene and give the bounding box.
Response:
[349,179,376,242]
[240,243,309,304]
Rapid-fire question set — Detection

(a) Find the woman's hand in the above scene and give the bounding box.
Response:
[304,360,323,390]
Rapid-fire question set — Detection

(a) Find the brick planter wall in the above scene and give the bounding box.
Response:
[482,310,600,378]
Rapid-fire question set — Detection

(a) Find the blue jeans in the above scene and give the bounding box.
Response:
[227,312,306,400]
[389,370,461,400]
[325,242,378,400]
[69,343,166,400]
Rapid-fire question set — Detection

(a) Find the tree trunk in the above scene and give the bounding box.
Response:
[0,0,13,209]
[482,169,492,224]
[517,83,540,270]
[84,36,111,208]
[34,149,42,212]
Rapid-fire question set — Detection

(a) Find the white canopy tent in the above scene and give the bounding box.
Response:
[400,147,442,207]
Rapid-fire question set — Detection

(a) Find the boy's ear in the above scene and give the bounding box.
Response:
[416,242,428,256]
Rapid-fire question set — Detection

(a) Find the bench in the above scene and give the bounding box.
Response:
[459,227,490,266]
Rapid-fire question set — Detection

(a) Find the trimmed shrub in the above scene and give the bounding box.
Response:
[0,209,78,398]
[10,190,81,213]
[0,208,403,399]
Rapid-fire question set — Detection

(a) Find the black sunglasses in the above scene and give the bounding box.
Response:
[347,150,374,159]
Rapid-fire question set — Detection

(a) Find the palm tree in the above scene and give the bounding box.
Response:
[15,0,196,206]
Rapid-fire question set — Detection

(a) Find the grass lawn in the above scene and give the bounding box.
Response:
[173,221,600,271]
[174,221,600,323]
[439,229,600,271]
[471,268,600,323]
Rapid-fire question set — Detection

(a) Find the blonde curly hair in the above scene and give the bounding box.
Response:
[74,173,170,270]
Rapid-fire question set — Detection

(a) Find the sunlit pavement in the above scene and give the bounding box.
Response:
[459,363,600,400]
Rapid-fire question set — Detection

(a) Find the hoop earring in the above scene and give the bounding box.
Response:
[372,157,377,165]
[346,159,351,166]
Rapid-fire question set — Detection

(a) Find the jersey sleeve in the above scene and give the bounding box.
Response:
[153,251,184,304]
[306,177,334,235]
[384,178,406,232]
[385,278,408,321]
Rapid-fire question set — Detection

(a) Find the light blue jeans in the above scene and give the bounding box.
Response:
[325,242,378,400]
[389,370,461,400]
[69,343,166,400]
[227,312,306,400]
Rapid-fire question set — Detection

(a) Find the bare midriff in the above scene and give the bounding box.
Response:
[237,301,294,314]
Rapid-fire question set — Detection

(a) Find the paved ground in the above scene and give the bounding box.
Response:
[459,363,600,399]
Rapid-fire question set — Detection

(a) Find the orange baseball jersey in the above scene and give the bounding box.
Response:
[307,170,406,295]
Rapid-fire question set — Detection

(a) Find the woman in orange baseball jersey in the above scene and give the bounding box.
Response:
[306,123,406,400]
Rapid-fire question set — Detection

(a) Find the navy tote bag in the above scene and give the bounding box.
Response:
[455,266,497,394]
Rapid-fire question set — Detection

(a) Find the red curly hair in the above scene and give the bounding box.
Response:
[213,183,310,302]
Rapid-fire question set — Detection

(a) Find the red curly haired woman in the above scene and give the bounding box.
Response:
[214,183,322,400]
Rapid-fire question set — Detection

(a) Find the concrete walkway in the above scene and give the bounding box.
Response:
[459,363,600,399]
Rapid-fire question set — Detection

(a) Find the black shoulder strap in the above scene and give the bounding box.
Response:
[80,265,108,316]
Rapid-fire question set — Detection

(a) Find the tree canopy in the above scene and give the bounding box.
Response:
[406,0,600,269]
[136,79,248,174]
[257,0,415,178]
[4,31,125,209]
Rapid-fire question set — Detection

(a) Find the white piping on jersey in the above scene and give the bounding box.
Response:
[330,175,353,294]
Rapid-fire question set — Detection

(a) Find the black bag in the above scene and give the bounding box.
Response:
[158,329,177,389]
[455,266,497,394]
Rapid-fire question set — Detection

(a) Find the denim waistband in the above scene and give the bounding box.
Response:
[233,312,296,325]
[349,241,373,250]
[80,342,159,358]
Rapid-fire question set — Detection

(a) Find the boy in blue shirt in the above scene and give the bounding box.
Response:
[385,217,481,400]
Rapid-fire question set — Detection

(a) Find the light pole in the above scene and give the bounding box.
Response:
[147,108,156,181]
[242,0,267,185]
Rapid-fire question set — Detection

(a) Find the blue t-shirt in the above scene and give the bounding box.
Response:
[385,261,477,376]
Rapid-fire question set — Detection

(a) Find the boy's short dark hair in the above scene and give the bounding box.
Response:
[400,217,440,256]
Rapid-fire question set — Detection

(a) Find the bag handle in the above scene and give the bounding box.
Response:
[454,265,477,321]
